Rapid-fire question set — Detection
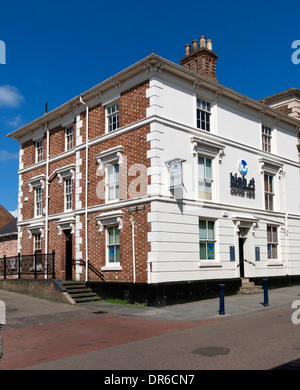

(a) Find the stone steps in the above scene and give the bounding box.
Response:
[62,281,101,303]
[238,278,263,294]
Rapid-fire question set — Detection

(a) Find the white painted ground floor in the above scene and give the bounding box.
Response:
[147,199,300,284]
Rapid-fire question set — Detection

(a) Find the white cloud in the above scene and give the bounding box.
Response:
[9,209,18,217]
[0,150,18,162]
[0,85,24,108]
[6,115,22,127]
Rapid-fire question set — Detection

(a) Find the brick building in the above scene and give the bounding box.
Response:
[7,37,300,305]
[0,217,17,258]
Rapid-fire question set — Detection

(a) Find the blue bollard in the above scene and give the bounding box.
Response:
[263,279,269,307]
[219,284,225,315]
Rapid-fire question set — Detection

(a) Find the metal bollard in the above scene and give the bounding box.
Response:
[263,279,269,307]
[219,284,225,315]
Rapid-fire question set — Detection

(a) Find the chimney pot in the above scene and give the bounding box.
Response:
[192,39,198,51]
[199,36,206,48]
[180,35,218,83]
[206,39,213,51]
[185,43,191,56]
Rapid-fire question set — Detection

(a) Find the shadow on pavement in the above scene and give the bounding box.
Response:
[271,358,300,370]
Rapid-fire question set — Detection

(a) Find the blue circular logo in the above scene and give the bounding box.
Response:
[239,160,248,175]
[172,163,179,173]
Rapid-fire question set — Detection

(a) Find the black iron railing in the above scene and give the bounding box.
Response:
[0,251,55,279]
[73,259,104,281]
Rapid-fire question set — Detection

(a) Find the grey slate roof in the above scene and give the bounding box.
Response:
[0,218,17,237]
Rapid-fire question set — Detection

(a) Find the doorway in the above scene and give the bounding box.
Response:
[238,237,245,278]
[65,230,73,280]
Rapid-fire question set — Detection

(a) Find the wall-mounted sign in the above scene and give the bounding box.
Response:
[165,158,186,189]
[230,160,255,198]
[239,160,248,175]
[165,158,186,200]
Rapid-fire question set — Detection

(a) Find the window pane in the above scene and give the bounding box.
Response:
[267,226,272,242]
[115,245,120,263]
[207,242,215,259]
[108,246,115,262]
[198,156,205,177]
[207,221,214,239]
[205,181,212,200]
[115,164,119,180]
[199,220,207,239]
[272,227,277,243]
[114,227,120,244]
[264,174,268,192]
[107,165,114,181]
[200,242,206,259]
[268,175,273,192]
[205,158,212,179]
[108,184,114,200]
[108,228,114,244]
[269,195,273,211]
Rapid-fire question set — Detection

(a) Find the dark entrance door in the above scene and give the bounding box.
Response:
[239,237,245,278]
[65,230,73,280]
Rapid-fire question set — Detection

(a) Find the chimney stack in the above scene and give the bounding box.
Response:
[180,36,218,82]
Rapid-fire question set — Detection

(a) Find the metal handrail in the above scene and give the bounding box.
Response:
[73,259,104,281]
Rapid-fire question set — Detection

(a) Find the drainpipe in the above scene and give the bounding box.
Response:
[80,96,89,282]
[45,123,50,276]
[130,218,136,284]
[282,169,289,276]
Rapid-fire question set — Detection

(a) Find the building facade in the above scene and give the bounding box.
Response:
[0,218,17,258]
[8,37,300,304]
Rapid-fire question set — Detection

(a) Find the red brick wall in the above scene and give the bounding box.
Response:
[86,203,151,283]
[120,81,150,127]
[19,78,150,282]
[0,236,17,257]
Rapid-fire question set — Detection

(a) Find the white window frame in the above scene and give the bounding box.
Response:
[191,136,225,202]
[65,177,73,211]
[259,158,283,212]
[198,155,213,200]
[262,125,272,153]
[65,125,74,151]
[106,101,119,133]
[264,173,275,211]
[96,146,124,203]
[267,225,279,260]
[106,225,120,265]
[33,232,42,252]
[36,139,43,163]
[106,162,120,202]
[199,219,216,260]
[35,186,43,217]
[196,98,211,132]
[96,210,123,271]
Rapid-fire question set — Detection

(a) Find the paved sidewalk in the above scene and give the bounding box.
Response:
[0,284,299,323]
[0,285,300,370]
[80,285,300,321]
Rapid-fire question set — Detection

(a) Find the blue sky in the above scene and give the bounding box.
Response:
[0,0,300,215]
